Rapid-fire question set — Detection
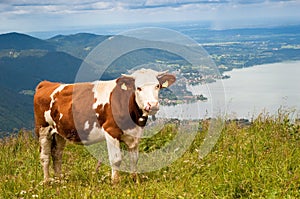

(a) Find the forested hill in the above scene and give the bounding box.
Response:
[0,32,55,51]
[0,33,97,133]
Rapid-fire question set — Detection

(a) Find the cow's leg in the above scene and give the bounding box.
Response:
[51,133,66,178]
[122,133,141,183]
[95,158,102,173]
[105,134,122,184]
[39,126,52,182]
[129,145,140,183]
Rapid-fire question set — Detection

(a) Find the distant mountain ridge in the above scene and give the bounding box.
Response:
[0,32,55,51]
[47,33,110,59]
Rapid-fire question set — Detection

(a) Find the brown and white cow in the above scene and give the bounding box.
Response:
[34,69,176,183]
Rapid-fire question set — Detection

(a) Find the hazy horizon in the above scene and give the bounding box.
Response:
[1,20,299,40]
[1,0,300,38]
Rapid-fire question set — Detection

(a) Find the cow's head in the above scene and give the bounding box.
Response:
[120,69,176,116]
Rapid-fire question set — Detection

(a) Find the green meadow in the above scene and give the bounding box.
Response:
[1,111,300,198]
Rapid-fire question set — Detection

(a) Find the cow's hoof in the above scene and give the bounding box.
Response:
[111,178,120,185]
[132,173,140,184]
[111,173,120,185]
[40,177,55,185]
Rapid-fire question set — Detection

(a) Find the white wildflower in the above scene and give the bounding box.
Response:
[20,190,27,195]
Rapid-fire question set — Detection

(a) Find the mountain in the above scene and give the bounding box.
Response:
[47,33,110,59]
[0,51,83,92]
[0,51,84,133]
[0,33,88,133]
[0,32,55,51]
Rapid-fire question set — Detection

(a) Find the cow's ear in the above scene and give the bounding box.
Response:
[158,74,176,89]
[117,76,135,91]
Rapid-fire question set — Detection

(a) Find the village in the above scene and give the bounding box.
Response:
[157,61,230,106]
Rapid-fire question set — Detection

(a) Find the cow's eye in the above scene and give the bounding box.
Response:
[155,84,160,89]
[137,87,142,91]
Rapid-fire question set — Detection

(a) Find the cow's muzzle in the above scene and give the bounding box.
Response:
[144,101,159,115]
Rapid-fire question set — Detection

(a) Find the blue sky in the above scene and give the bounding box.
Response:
[1,0,300,34]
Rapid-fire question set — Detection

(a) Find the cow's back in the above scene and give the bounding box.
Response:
[33,80,120,143]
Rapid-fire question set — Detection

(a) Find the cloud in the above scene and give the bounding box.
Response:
[0,0,296,14]
[0,0,300,33]
[0,0,115,14]
[0,0,271,14]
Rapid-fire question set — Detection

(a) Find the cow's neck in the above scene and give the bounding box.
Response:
[110,86,147,131]
[129,94,148,127]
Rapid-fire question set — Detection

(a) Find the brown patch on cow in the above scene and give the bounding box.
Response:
[34,81,101,143]
[108,76,146,134]
[51,83,98,143]
[34,81,60,137]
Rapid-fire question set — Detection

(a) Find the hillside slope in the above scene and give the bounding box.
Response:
[0,32,88,132]
[0,85,33,132]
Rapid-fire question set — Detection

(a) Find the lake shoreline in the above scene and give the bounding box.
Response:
[158,60,300,120]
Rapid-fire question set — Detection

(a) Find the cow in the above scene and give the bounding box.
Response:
[33,69,176,184]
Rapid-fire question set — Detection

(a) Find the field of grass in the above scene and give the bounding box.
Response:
[1,111,300,198]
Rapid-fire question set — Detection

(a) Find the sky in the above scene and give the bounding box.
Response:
[0,0,300,35]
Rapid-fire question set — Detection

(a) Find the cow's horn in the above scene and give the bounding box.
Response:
[157,70,168,76]
[121,74,135,79]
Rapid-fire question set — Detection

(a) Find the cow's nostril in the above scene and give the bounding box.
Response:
[144,101,159,112]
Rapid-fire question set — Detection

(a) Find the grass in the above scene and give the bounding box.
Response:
[1,111,300,198]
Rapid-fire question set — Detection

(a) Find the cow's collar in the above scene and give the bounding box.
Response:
[138,114,148,126]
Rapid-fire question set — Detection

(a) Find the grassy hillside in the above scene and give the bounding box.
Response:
[1,112,300,198]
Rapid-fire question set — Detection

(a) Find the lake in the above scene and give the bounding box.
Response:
[158,61,300,120]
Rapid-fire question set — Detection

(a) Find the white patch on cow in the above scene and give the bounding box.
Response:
[123,126,143,137]
[121,83,127,90]
[44,110,55,126]
[43,84,69,137]
[92,80,116,109]
[96,113,99,118]
[122,126,143,149]
[105,132,122,173]
[59,113,63,120]
[128,69,162,113]
[49,84,69,108]
[135,83,160,114]
[81,122,106,145]
[131,69,159,87]
[84,121,90,130]
[51,127,58,134]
